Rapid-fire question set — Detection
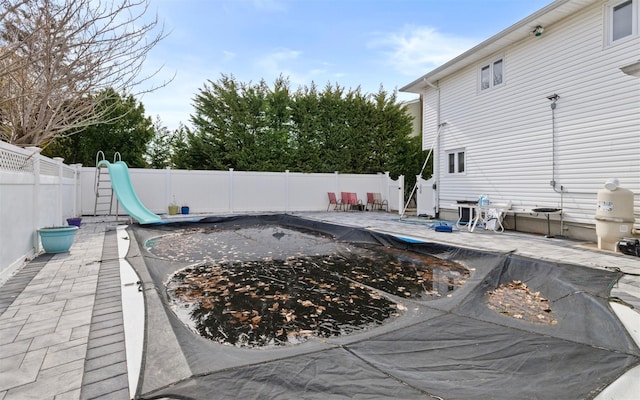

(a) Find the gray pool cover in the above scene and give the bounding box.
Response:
[127,214,639,400]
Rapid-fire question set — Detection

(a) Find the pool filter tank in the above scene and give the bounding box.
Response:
[595,179,635,251]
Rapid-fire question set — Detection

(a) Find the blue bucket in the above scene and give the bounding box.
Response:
[66,217,82,227]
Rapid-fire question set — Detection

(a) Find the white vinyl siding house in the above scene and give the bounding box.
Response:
[403,0,640,240]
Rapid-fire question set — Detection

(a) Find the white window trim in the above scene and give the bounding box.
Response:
[478,57,505,93]
[604,0,638,47]
[447,149,466,175]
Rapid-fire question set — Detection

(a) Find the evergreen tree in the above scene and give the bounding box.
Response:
[146,117,172,169]
[187,74,420,181]
[169,124,192,170]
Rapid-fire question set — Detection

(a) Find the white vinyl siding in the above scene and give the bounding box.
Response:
[423,1,640,225]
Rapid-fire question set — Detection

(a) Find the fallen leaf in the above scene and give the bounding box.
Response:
[298,300,314,307]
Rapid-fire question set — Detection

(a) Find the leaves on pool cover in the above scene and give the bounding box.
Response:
[319,244,469,299]
[158,225,470,348]
[167,259,398,347]
[146,226,334,265]
[486,280,557,325]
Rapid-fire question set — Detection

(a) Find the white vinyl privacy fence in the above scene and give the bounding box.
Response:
[1,141,403,282]
[0,142,82,282]
[79,167,403,216]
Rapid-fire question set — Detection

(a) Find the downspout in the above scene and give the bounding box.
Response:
[620,61,640,235]
[547,93,566,234]
[424,79,441,215]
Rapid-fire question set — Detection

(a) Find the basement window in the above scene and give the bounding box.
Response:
[480,59,504,91]
[448,150,465,174]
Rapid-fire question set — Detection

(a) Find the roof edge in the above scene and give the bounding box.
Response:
[400,0,575,93]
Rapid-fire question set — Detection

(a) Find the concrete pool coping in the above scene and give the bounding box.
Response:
[0,212,638,399]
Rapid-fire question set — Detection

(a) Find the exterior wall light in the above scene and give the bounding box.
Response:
[533,26,544,36]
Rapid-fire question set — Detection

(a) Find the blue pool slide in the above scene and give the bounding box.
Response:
[96,160,163,224]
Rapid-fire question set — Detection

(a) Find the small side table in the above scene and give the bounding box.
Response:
[532,208,562,238]
[456,203,481,232]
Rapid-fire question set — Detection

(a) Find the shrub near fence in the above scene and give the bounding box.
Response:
[1,140,403,282]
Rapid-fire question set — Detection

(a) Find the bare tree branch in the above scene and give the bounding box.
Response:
[0,0,169,146]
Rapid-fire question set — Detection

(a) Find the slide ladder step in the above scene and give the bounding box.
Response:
[94,165,114,216]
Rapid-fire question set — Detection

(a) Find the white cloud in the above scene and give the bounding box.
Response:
[222,50,236,63]
[252,49,357,91]
[255,48,302,71]
[370,25,478,77]
[308,68,327,76]
[252,48,312,87]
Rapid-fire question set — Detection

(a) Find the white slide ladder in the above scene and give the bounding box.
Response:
[93,151,120,216]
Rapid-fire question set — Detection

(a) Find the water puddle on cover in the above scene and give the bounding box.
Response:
[147,226,469,347]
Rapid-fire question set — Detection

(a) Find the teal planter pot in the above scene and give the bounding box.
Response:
[38,226,79,254]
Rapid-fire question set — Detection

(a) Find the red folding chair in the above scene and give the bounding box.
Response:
[366,192,376,211]
[327,192,342,211]
[347,192,363,211]
[340,192,350,210]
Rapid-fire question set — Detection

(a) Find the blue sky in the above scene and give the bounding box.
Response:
[141,0,552,130]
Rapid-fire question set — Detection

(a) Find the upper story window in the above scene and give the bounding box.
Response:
[480,59,503,91]
[607,0,638,44]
